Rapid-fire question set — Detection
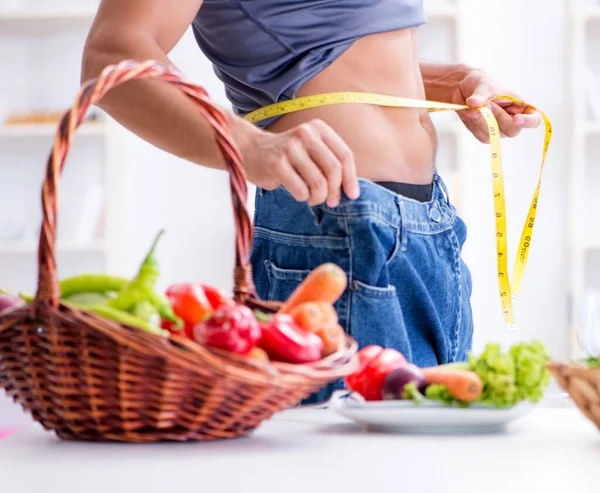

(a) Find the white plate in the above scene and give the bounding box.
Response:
[329,391,536,434]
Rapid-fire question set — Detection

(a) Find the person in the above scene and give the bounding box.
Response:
[81,0,542,403]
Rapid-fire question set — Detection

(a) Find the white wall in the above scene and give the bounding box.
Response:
[458,0,568,359]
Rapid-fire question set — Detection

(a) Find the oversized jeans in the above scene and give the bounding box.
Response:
[250,174,474,404]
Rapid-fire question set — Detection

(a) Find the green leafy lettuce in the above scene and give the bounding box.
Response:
[407,340,552,409]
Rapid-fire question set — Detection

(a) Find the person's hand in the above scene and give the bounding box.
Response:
[453,69,542,143]
[232,117,359,207]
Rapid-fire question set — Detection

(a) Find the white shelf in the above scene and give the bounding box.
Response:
[0,9,96,21]
[0,241,105,255]
[583,121,600,135]
[568,0,600,358]
[578,6,600,19]
[0,122,107,137]
[0,9,97,34]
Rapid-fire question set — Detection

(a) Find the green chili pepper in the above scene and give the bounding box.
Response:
[66,292,112,305]
[63,300,166,336]
[20,282,182,329]
[19,292,33,303]
[148,291,182,328]
[108,230,164,312]
[59,274,129,298]
[132,299,160,327]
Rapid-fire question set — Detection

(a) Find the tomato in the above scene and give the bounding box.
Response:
[345,346,407,401]
[361,349,407,401]
[345,345,383,397]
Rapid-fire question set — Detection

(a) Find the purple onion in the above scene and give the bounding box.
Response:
[0,294,24,315]
[382,364,427,400]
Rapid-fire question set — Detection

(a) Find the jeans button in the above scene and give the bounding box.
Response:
[430,205,441,222]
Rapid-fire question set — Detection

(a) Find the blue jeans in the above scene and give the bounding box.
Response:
[250,174,474,404]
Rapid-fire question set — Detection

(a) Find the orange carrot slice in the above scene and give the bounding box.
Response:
[288,301,338,332]
[315,323,344,357]
[280,263,347,314]
[421,368,483,402]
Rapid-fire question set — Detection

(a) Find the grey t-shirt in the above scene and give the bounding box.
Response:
[192,0,427,127]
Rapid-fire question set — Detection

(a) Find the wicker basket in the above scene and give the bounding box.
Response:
[0,60,358,443]
[548,361,600,430]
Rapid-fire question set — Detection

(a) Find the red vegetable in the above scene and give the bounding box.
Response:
[161,283,235,338]
[345,345,383,396]
[258,312,323,364]
[345,346,407,401]
[161,283,214,338]
[194,304,261,355]
[202,285,236,310]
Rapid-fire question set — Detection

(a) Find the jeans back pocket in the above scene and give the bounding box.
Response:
[264,260,310,302]
[349,280,412,360]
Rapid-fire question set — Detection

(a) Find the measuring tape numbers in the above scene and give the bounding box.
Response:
[244,92,553,331]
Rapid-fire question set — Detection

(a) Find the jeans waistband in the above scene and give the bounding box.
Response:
[312,174,456,234]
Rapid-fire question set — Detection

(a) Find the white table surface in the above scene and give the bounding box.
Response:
[0,406,597,493]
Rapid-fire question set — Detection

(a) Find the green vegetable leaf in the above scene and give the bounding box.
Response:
[583,356,600,369]
[424,384,456,406]
[423,341,552,409]
[402,382,424,404]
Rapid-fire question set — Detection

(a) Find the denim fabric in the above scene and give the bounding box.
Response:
[250,175,474,404]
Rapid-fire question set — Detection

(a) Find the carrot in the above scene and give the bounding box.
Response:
[246,347,269,362]
[288,302,338,332]
[315,323,344,357]
[421,368,483,402]
[279,263,347,314]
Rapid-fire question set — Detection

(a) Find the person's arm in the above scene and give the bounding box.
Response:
[82,0,358,207]
[418,61,541,143]
[82,0,239,170]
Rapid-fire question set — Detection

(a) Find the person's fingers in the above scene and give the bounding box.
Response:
[309,119,359,200]
[490,102,521,138]
[272,155,310,202]
[457,111,491,143]
[464,80,497,109]
[294,121,343,207]
[285,136,329,206]
[513,106,542,129]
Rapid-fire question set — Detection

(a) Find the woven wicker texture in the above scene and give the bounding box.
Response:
[548,362,600,430]
[0,60,358,442]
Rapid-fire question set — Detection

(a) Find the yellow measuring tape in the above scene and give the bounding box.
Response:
[244,92,552,331]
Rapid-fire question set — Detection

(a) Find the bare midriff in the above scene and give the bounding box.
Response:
[267,28,436,185]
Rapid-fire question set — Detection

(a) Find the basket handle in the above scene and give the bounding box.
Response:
[35,59,256,308]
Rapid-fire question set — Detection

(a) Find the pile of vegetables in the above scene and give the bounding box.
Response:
[165,261,348,364]
[345,340,552,409]
[6,230,349,366]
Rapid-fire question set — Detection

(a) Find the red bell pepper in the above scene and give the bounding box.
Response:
[161,284,211,338]
[194,304,261,355]
[202,285,236,310]
[345,346,407,401]
[257,312,323,364]
[161,283,236,338]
